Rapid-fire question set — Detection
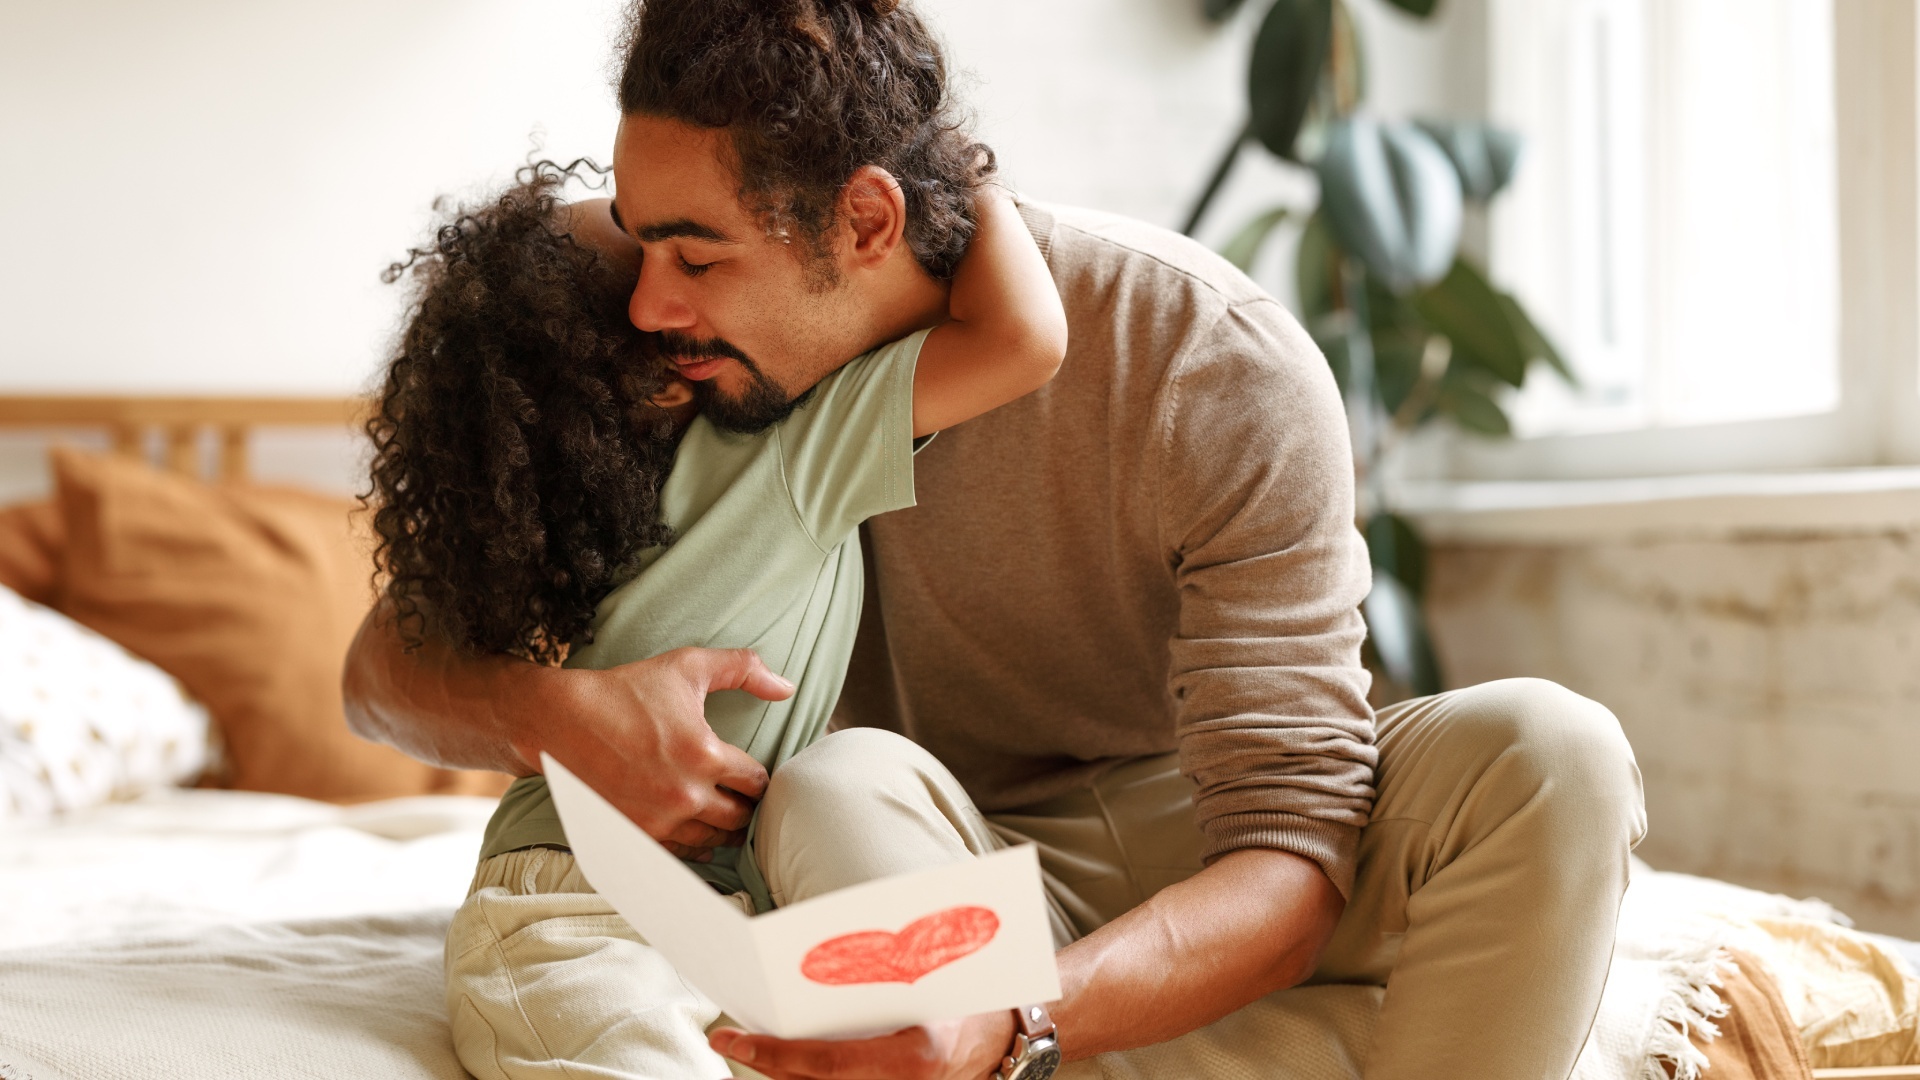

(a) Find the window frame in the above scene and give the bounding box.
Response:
[1426,0,1920,483]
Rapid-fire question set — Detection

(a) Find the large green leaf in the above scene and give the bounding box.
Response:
[1352,272,1425,412]
[1366,511,1428,599]
[1363,270,1420,335]
[1221,206,1293,272]
[1295,209,1340,321]
[1248,0,1334,160]
[1382,0,1440,15]
[1370,327,1428,415]
[1497,291,1577,385]
[1414,119,1523,201]
[1413,258,1528,387]
[1363,570,1441,697]
[1312,321,1353,397]
[1204,0,1253,22]
[1435,370,1513,435]
[1317,117,1463,294]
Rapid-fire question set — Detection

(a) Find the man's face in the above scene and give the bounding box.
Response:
[611,114,862,432]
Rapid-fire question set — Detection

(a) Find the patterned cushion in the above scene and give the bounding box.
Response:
[0,583,213,819]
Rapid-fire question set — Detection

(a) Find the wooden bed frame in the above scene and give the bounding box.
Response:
[0,395,364,482]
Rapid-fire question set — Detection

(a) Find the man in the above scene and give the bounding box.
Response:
[345,1,1647,1077]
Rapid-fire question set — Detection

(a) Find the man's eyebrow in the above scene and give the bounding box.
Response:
[608,201,625,232]
[635,218,737,244]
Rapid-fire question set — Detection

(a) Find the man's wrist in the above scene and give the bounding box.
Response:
[968,1009,1018,1080]
[992,1003,1060,1080]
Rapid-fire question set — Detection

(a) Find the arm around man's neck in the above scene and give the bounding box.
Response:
[340,603,791,856]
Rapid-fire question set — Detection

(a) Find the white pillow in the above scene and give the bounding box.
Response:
[0,584,213,819]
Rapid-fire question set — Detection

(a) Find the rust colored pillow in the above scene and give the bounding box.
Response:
[50,448,506,802]
[0,499,64,606]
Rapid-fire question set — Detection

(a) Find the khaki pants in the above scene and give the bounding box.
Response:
[445,678,1646,1080]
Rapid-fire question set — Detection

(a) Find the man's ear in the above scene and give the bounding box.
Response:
[839,165,908,271]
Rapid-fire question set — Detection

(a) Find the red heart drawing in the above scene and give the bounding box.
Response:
[800,905,1000,986]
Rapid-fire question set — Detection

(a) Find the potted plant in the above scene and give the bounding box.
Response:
[1187,0,1574,701]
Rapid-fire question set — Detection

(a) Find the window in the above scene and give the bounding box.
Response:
[1421,0,1920,480]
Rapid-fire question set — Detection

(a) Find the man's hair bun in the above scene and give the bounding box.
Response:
[813,0,901,17]
[788,0,901,49]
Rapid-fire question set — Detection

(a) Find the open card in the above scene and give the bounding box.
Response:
[543,753,1062,1040]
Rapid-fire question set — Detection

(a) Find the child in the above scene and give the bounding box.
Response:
[367,158,1065,1074]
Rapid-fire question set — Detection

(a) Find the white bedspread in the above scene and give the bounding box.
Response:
[0,789,488,1080]
[0,912,467,1080]
[0,790,1863,1080]
[0,788,495,952]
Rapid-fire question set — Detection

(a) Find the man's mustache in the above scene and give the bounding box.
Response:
[657,332,755,369]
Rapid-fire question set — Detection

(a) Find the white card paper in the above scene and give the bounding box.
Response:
[544,753,1062,1040]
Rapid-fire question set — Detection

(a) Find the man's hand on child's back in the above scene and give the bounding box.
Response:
[543,647,793,860]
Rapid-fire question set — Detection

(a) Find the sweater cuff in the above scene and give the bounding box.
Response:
[1201,811,1362,900]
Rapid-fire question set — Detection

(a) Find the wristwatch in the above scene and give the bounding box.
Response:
[992,1003,1061,1080]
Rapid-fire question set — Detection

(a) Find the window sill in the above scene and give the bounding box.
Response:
[1389,467,1920,545]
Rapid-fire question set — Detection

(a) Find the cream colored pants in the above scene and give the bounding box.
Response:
[445,678,1646,1080]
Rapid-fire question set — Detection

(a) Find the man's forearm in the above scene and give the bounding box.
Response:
[1050,847,1344,1059]
[341,604,564,777]
[342,606,785,857]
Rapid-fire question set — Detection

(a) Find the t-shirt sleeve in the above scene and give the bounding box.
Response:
[775,328,927,547]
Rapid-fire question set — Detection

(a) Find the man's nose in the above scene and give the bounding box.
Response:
[629,258,697,333]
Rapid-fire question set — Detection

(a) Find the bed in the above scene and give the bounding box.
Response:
[0,395,1915,1080]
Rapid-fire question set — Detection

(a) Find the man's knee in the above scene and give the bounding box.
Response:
[755,728,988,905]
[1430,678,1646,840]
[760,727,949,830]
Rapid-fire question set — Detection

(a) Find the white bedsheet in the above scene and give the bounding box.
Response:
[0,789,1872,1080]
[0,912,466,1080]
[0,789,487,1080]
[0,788,493,952]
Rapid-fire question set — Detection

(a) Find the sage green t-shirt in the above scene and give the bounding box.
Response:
[477,330,927,910]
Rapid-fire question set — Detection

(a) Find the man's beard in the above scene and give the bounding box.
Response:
[660,332,812,434]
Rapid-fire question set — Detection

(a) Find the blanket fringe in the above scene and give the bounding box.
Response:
[1635,949,1733,1080]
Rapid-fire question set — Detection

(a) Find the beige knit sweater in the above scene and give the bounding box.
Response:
[835,202,1379,896]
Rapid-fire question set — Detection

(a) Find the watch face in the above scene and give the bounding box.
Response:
[1014,1043,1061,1080]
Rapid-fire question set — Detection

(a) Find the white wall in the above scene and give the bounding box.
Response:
[0,0,1238,402]
[0,0,633,398]
[0,0,1463,393]
[0,0,1462,502]
[1427,524,1920,937]
[0,0,1365,496]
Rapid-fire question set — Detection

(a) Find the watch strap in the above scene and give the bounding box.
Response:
[1013,1002,1056,1040]
[994,1003,1060,1080]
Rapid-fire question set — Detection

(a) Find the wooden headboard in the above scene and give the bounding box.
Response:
[0,396,365,482]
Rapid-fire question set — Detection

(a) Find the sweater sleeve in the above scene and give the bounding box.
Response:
[1158,297,1378,898]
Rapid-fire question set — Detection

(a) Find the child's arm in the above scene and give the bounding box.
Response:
[910,186,1069,438]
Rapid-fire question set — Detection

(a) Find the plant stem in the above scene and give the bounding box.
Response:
[1339,257,1383,521]
[1369,334,1452,496]
[1181,122,1251,237]
[1386,335,1452,435]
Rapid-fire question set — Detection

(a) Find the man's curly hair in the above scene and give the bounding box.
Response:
[365,160,676,664]
[619,0,995,280]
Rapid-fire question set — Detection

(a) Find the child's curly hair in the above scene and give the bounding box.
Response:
[364,160,676,664]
